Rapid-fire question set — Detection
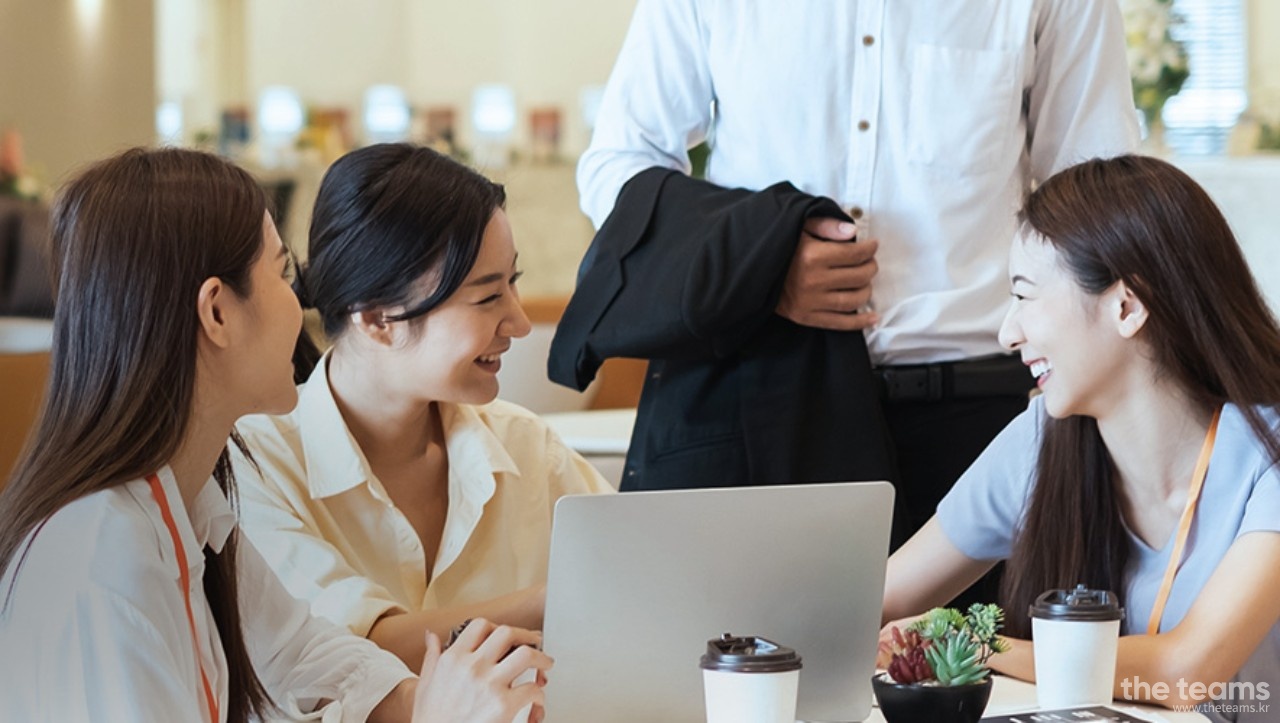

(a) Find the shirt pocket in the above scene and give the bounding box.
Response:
[907,44,1020,175]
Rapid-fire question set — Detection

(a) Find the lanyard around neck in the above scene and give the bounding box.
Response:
[1145,407,1221,636]
[148,473,221,723]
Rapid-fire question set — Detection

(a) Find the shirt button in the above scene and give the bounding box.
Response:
[863,35,875,46]
[857,120,870,132]
[850,207,864,220]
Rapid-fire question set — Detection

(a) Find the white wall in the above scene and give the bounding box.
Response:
[155,0,228,142]
[0,0,155,182]
[239,0,636,154]
[245,0,412,106]
[1247,0,1280,111]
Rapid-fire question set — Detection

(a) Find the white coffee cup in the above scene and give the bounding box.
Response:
[1030,585,1126,709]
[700,633,802,723]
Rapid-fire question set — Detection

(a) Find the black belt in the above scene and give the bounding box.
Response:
[874,354,1034,402]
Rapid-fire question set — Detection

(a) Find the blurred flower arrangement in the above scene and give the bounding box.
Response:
[1258,123,1280,152]
[0,129,43,201]
[1121,0,1190,132]
[1251,91,1280,153]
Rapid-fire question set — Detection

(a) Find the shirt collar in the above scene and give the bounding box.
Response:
[441,402,522,483]
[296,353,524,502]
[296,354,379,500]
[146,466,237,575]
[431,403,521,576]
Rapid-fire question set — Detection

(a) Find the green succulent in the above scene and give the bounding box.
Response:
[924,634,989,687]
[911,607,966,642]
[903,603,1010,687]
[966,603,1008,648]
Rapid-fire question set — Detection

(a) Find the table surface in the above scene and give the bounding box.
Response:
[541,408,636,455]
[0,316,54,354]
[858,675,1207,722]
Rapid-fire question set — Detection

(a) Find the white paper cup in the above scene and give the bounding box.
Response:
[700,634,802,723]
[1032,617,1121,707]
[702,668,799,723]
[1030,586,1125,709]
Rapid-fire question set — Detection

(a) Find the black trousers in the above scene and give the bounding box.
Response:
[882,393,1032,608]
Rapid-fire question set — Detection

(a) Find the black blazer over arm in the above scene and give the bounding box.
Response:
[550,168,895,492]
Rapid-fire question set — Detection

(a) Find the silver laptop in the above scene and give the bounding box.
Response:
[542,481,894,723]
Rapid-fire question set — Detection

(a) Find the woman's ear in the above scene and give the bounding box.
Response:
[351,308,398,348]
[196,277,232,349]
[1112,280,1149,339]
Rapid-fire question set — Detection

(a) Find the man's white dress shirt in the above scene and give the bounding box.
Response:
[578,0,1140,364]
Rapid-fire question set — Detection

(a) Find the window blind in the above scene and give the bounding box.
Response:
[1163,0,1248,155]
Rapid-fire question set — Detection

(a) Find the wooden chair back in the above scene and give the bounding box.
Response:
[520,296,645,410]
[0,350,49,487]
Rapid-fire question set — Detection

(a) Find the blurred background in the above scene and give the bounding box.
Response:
[1,0,1278,300]
[1,0,1279,482]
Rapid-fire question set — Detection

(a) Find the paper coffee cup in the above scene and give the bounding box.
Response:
[1030,585,1125,709]
[700,633,802,723]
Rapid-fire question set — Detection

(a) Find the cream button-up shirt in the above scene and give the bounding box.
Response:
[0,467,414,723]
[233,356,614,637]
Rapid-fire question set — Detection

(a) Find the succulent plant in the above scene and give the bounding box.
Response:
[925,635,987,686]
[878,603,1010,687]
[913,607,966,642]
[879,626,934,684]
[965,604,1006,645]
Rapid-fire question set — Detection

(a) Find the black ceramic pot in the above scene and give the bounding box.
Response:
[871,673,994,723]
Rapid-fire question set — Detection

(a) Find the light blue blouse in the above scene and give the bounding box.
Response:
[937,397,1280,722]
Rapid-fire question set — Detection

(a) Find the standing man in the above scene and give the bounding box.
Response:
[577,1,1139,550]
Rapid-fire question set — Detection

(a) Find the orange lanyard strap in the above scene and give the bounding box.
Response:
[148,473,220,723]
[1145,407,1221,636]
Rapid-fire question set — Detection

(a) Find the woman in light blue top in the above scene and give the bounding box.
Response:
[882,155,1280,720]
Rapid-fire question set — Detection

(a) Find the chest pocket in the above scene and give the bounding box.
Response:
[907,44,1021,175]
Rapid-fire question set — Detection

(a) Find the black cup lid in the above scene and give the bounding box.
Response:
[1030,584,1126,622]
[700,633,803,673]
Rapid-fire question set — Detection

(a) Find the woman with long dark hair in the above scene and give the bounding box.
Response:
[231,143,611,673]
[0,148,551,722]
[882,155,1280,717]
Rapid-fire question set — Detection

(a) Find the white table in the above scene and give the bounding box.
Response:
[541,408,636,455]
[859,675,1208,722]
[0,316,54,353]
[542,408,636,489]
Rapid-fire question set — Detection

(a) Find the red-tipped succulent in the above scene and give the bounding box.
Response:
[877,626,934,684]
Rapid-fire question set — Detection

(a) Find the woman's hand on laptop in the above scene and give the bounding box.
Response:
[413,618,554,723]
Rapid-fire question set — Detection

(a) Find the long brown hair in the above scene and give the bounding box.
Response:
[1001,155,1280,638]
[0,148,273,721]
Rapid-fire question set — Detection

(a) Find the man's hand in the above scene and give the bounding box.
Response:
[776,217,880,331]
[413,619,553,723]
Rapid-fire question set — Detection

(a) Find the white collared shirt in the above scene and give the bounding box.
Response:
[0,467,413,723]
[233,355,614,638]
[577,0,1140,365]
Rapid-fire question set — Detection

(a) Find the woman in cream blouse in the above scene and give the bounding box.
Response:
[234,143,612,672]
[0,147,549,723]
